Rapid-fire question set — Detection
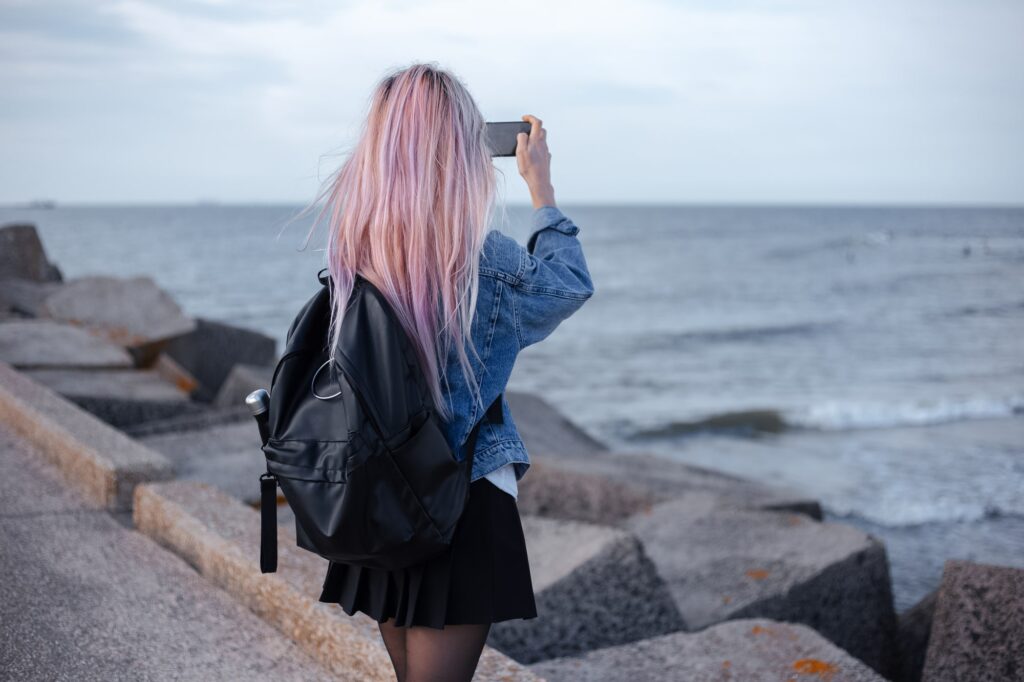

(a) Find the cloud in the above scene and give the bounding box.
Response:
[0,0,1022,203]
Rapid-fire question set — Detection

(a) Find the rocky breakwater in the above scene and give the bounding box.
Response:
[0,222,279,434]
[5,221,1021,681]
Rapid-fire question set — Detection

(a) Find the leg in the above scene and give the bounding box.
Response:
[377,617,408,682]
[405,622,491,682]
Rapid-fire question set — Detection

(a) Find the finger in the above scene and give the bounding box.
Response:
[516,132,528,155]
[522,114,543,140]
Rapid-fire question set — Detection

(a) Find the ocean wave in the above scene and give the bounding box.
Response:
[632,320,838,351]
[787,394,1024,430]
[766,230,893,260]
[826,503,1021,528]
[626,394,1024,440]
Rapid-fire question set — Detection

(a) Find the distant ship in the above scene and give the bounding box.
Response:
[27,199,57,209]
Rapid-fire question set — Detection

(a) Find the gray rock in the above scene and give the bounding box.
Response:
[0,423,332,681]
[41,275,197,365]
[152,352,200,396]
[921,559,1024,682]
[214,363,274,408]
[139,420,267,504]
[508,389,611,456]
[0,360,174,511]
[0,319,133,369]
[523,452,823,527]
[66,395,209,430]
[121,404,251,438]
[578,449,820,519]
[488,514,686,663]
[0,223,62,282]
[517,457,664,526]
[0,277,63,317]
[513,392,822,521]
[22,364,205,428]
[20,368,201,428]
[163,317,277,402]
[897,588,937,682]
[23,368,190,403]
[20,367,197,430]
[529,618,886,682]
[626,492,898,677]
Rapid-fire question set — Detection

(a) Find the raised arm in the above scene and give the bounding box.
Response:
[513,205,594,349]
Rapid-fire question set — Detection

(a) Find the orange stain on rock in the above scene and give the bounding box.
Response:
[745,568,770,580]
[174,375,199,392]
[792,658,838,679]
[751,624,774,636]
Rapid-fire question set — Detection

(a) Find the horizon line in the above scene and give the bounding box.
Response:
[2,199,1023,210]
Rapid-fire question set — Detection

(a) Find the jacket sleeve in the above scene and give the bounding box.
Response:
[512,206,595,350]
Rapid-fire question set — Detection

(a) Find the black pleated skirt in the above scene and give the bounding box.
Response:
[318,476,539,629]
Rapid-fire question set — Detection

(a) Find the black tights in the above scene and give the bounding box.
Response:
[377,617,491,682]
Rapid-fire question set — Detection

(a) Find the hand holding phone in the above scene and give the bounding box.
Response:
[515,114,556,209]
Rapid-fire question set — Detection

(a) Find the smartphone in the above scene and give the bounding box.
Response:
[485,121,531,157]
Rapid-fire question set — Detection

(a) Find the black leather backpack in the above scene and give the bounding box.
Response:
[256,268,502,573]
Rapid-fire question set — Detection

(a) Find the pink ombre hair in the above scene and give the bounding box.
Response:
[304,62,499,423]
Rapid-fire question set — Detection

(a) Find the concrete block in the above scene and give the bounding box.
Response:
[0,361,174,511]
[489,514,686,663]
[517,458,662,526]
[214,362,273,408]
[546,448,823,520]
[522,452,822,528]
[513,392,822,521]
[530,618,886,682]
[163,317,277,402]
[2,513,334,680]
[20,366,202,429]
[0,319,133,369]
[921,559,1024,682]
[626,493,898,677]
[133,479,540,681]
[140,420,266,504]
[0,277,63,317]
[40,275,197,365]
[0,223,62,282]
[122,404,251,438]
[508,389,611,456]
[152,351,200,394]
[0,420,103,516]
[0,422,332,680]
[23,367,190,402]
[67,394,209,430]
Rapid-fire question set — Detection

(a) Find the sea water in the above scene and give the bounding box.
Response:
[4,202,1022,611]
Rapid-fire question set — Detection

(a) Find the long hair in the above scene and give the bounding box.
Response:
[302,62,498,423]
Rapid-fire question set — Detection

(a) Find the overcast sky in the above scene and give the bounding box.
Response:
[2,0,1022,205]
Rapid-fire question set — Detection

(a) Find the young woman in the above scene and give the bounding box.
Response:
[311,62,594,682]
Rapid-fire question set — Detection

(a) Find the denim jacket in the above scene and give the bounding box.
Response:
[438,206,594,483]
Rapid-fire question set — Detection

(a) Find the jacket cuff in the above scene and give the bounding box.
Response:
[527,206,580,253]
